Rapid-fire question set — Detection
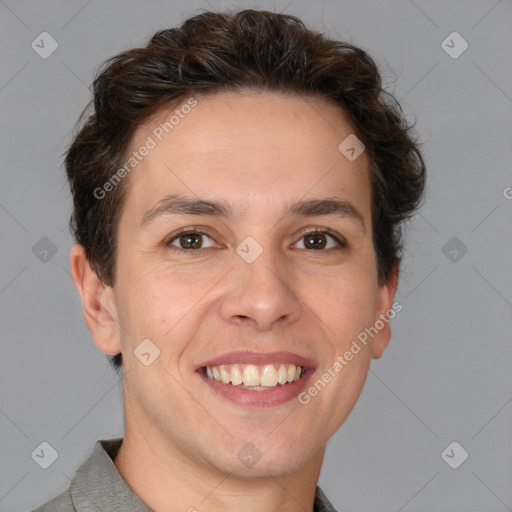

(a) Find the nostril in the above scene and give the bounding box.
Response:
[233,315,250,324]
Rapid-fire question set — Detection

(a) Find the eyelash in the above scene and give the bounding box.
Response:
[163,227,347,255]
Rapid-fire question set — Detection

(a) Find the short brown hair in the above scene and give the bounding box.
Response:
[65,9,426,373]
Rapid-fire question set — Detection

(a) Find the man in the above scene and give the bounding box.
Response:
[35,8,425,512]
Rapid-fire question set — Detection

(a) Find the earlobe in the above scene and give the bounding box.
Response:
[372,336,390,360]
[69,244,121,357]
[371,266,399,360]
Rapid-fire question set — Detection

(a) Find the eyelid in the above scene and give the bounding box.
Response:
[292,227,348,249]
[163,226,217,248]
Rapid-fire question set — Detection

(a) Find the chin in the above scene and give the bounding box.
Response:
[208,437,318,478]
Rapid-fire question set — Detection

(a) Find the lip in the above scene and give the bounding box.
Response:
[194,350,316,372]
[195,350,316,408]
[198,366,315,408]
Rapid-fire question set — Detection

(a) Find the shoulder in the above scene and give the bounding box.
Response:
[32,487,75,511]
[315,486,338,512]
[32,438,123,511]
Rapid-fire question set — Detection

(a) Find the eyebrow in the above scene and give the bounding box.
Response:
[140,193,366,232]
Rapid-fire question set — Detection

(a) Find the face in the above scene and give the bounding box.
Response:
[76,90,396,478]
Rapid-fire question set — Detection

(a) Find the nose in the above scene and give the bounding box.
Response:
[219,248,302,331]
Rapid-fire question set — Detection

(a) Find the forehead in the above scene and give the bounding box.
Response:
[121,91,371,224]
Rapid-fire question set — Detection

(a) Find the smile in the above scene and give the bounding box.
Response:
[195,351,315,407]
[202,363,305,389]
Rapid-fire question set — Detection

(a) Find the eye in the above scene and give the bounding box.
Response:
[294,230,346,251]
[163,227,347,255]
[165,230,216,252]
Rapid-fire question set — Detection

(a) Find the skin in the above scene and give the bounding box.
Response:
[70,90,398,512]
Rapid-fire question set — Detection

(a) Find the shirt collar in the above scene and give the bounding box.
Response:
[70,438,152,511]
[70,438,337,511]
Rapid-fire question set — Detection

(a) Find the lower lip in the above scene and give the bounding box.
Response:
[198,368,315,408]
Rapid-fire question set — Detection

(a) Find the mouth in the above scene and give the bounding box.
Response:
[199,362,306,389]
[195,351,315,407]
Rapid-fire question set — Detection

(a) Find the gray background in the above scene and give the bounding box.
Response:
[1,0,511,510]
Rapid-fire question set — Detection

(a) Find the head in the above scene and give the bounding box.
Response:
[68,9,425,477]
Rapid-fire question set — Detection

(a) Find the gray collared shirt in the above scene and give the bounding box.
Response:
[34,438,338,511]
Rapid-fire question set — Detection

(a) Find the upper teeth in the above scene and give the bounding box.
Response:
[205,363,303,387]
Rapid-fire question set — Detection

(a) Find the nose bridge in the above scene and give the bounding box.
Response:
[219,238,301,330]
[241,246,287,295]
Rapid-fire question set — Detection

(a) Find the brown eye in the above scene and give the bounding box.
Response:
[303,233,328,249]
[295,231,345,251]
[166,231,215,251]
[178,233,203,249]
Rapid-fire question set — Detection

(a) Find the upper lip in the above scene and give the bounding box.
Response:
[194,351,315,372]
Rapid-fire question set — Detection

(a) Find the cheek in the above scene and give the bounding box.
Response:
[305,264,379,340]
[148,268,217,311]
[124,268,220,354]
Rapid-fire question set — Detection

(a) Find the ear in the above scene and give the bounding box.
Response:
[371,265,399,360]
[69,244,121,357]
